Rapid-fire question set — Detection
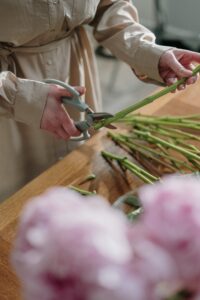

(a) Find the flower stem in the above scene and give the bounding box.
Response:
[68,186,96,196]
[101,150,159,184]
[94,65,200,130]
[133,129,200,162]
[108,132,178,172]
[120,115,200,130]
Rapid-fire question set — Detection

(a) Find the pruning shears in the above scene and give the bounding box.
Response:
[45,79,116,141]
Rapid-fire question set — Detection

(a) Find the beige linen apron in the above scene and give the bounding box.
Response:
[0,27,101,201]
[0,0,168,201]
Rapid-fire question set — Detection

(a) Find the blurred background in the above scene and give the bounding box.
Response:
[94,0,200,113]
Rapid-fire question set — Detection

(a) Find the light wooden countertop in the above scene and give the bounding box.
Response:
[1,80,200,299]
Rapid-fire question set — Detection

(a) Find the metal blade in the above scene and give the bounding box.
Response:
[91,112,114,120]
[89,112,117,129]
[105,124,117,129]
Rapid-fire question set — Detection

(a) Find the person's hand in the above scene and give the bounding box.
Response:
[158,48,200,91]
[40,84,85,140]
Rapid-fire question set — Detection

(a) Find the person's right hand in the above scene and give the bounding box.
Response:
[40,84,85,140]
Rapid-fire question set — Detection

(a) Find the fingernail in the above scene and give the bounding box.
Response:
[179,84,185,90]
[169,78,177,84]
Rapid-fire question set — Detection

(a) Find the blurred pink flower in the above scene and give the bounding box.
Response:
[12,187,142,300]
[12,175,200,300]
[138,175,200,289]
[128,225,180,300]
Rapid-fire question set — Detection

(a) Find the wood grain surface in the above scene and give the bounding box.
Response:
[1,81,200,300]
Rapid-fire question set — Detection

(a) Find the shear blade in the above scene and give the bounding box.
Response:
[91,112,113,120]
[105,124,117,129]
[91,112,117,129]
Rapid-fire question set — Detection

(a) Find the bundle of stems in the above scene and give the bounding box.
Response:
[105,114,200,178]
[94,65,200,130]
[120,114,200,130]
[99,67,200,197]
[102,150,159,184]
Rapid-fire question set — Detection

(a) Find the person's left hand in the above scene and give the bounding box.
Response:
[158,48,200,91]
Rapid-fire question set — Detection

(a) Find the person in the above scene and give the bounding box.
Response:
[1,0,200,202]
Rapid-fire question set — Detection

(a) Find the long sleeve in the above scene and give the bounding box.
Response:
[92,0,170,83]
[0,71,49,127]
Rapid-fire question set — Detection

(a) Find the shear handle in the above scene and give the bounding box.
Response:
[44,79,89,112]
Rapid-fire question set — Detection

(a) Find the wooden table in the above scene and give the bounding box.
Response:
[1,81,200,300]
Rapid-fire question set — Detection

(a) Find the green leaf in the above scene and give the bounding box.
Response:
[127,207,143,221]
[124,194,141,208]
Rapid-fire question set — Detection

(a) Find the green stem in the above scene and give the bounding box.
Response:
[109,132,178,172]
[171,139,200,154]
[68,185,96,195]
[113,132,195,172]
[132,113,200,120]
[79,173,96,184]
[157,125,200,141]
[120,114,200,124]
[135,124,186,146]
[101,150,159,183]
[121,116,200,130]
[94,65,200,130]
[133,129,200,162]
[138,123,200,153]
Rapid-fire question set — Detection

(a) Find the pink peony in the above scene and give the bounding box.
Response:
[12,187,143,300]
[138,175,200,288]
[12,176,200,300]
[128,225,180,300]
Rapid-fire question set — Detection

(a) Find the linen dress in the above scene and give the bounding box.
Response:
[0,0,169,201]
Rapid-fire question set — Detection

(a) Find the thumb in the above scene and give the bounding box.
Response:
[74,86,86,95]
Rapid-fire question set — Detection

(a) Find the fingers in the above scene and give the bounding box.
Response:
[61,104,80,137]
[49,84,86,100]
[56,127,70,140]
[57,86,86,98]
[41,92,82,140]
[188,51,200,64]
[159,50,200,93]
[166,79,176,86]
[185,63,198,85]
[56,86,85,139]
[41,83,86,140]
[177,83,186,91]
[165,77,177,93]
[166,52,192,78]
[53,105,80,139]
[51,124,80,140]
[165,74,186,92]
[168,78,186,91]
[175,63,198,89]
[75,86,86,95]
[186,76,196,85]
